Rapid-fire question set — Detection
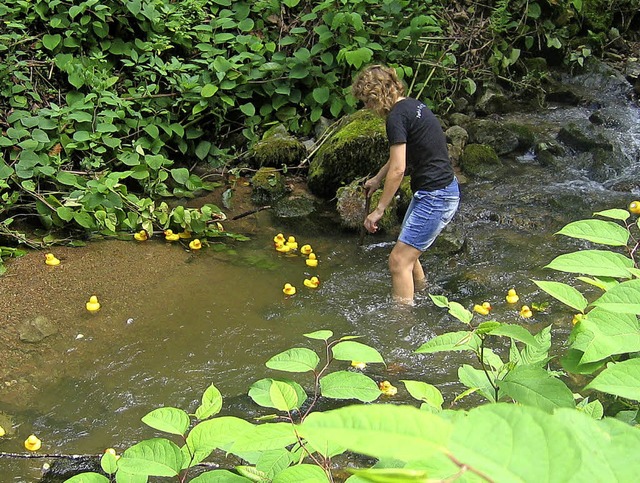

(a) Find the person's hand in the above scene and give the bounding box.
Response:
[364,177,380,197]
[364,207,384,233]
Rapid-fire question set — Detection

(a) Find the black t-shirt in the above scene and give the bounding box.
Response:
[386,98,454,192]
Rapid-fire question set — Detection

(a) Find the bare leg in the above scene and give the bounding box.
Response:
[413,259,427,292]
[388,241,423,305]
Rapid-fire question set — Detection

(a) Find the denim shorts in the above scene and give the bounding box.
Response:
[398,178,460,252]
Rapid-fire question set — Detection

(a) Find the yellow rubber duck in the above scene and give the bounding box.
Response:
[178,230,192,239]
[273,233,286,244]
[306,253,318,267]
[282,283,296,296]
[379,381,397,396]
[86,295,101,313]
[164,229,180,242]
[45,253,60,266]
[0,425,5,437]
[189,239,202,250]
[629,201,640,215]
[572,314,584,325]
[473,302,491,315]
[351,361,366,370]
[519,305,533,318]
[134,230,148,241]
[303,276,320,289]
[24,434,42,451]
[506,288,519,304]
[286,236,298,250]
[300,244,313,255]
[275,242,291,253]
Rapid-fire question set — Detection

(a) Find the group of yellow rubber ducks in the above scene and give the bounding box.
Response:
[134,228,203,251]
[45,253,102,314]
[274,233,320,296]
[0,426,42,452]
[472,288,533,319]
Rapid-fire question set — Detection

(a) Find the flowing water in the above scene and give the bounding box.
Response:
[1,68,639,481]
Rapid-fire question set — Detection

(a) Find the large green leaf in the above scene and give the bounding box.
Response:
[248,378,307,410]
[303,330,333,340]
[255,449,293,479]
[119,438,183,476]
[570,308,640,363]
[401,380,443,410]
[331,341,385,364]
[590,279,640,314]
[299,404,451,462]
[64,474,109,483]
[319,371,380,402]
[533,280,589,312]
[593,208,630,221]
[230,423,298,453]
[270,380,300,411]
[497,366,575,412]
[190,470,251,482]
[484,323,539,347]
[585,358,640,400]
[555,219,629,246]
[185,417,254,467]
[265,348,319,373]
[545,250,633,278]
[195,384,223,420]
[272,464,329,482]
[141,407,190,436]
[458,364,497,402]
[415,331,480,354]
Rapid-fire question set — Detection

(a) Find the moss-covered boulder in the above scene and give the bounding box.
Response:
[307,110,387,199]
[460,143,502,179]
[336,179,399,232]
[248,124,307,168]
[250,167,287,204]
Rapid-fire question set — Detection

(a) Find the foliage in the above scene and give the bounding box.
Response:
[61,205,640,482]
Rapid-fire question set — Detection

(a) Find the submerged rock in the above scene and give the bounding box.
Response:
[459,143,501,179]
[19,316,57,343]
[250,167,287,205]
[41,456,102,482]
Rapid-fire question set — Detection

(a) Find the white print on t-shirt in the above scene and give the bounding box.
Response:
[416,103,426,119]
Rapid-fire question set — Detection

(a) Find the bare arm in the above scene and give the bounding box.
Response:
[364,143,406,233]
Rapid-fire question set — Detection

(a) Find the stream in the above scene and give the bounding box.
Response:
[0,64,639,481]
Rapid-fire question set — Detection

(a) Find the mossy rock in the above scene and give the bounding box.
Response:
[307,110,387,199]
[336,179,399,232]
[460,143,502,179]
[248,124,307,168]
[250,167,287,204]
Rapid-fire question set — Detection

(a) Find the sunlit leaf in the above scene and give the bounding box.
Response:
[320,371,380,402]
[185,417,254,467]
[272,464,329,482]
[64,473,109,483]
[591,279,640,314]
[593,208,630,221]
[119,438,183,476]
[303,330,333,340]
[230,423,298,453]
[533,280,589,312]
[497,366,575,412]
[331,341,385,364]
[415,331,480,354]
[401,380,443,410]
[195,384,223,420]
[545,250,633,278]
[190,470,250,482]
[141,407,190,436]
[556,219,629,246]
[585,358,640,400]
[266,348,319,373]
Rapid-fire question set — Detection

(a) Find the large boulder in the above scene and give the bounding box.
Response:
[247,124,307,168]
[459,143,502,179]
[307,110,387,198]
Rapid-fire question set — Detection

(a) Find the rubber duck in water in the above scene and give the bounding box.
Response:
[473,302,492,315]
[303,276,320,289]
[86,295,101,313]
[519,305,533,318]
[286,236,298,250]
[306,253,318,267]
[505,288,519,304]
[24,434,42,452]
[134,230,148,241]
[45,253,60,266]
[273,233,286,244]
[189,239,202,250]
[275,242,291,253]
[300,244,313,255]
[283,283,296,296]
[164,229,180,242]
[379,381,397,396]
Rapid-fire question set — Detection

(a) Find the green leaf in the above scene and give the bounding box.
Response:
[230,423,298,454]
[415,331,480,354]
[556,219,629,246]
[577,398,604,419]
[458,364,497,402]
[73,211,95,229]
[265,348,319,373]
[484,323,539,346]
[545,250,633,278]
[533,280,589,312]
[56,206,74,222]
[32,128,50,143]
[319,371,380,402]
[256,449,293,479]
[585,359,640,400]
[497,366,575,412]
[303,330,333,340]
[331,341,385,364]
[201,84,219,98]
[272,464,329,482]
[446,301,473,324]
[270,380,301,411]
[64,473,109,483]
[100,451,118,474]
[249,378,307,410]
[571,308,640,363]
[312,87,330,105]
[593,208,630,221]
[591,279,640,314]
[195,384,223,420]
[141,407,190,436]
[190,470,250,482]
[240,103,255,117]
[401,380,443,410]
[42,33,62,50]
[144,124,159,139]
[170,168,190,185]
[185,416,254,467]
[300,404,451,462]
[119,438,183,476]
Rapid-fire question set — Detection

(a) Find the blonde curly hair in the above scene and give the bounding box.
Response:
[351,65,406,116]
